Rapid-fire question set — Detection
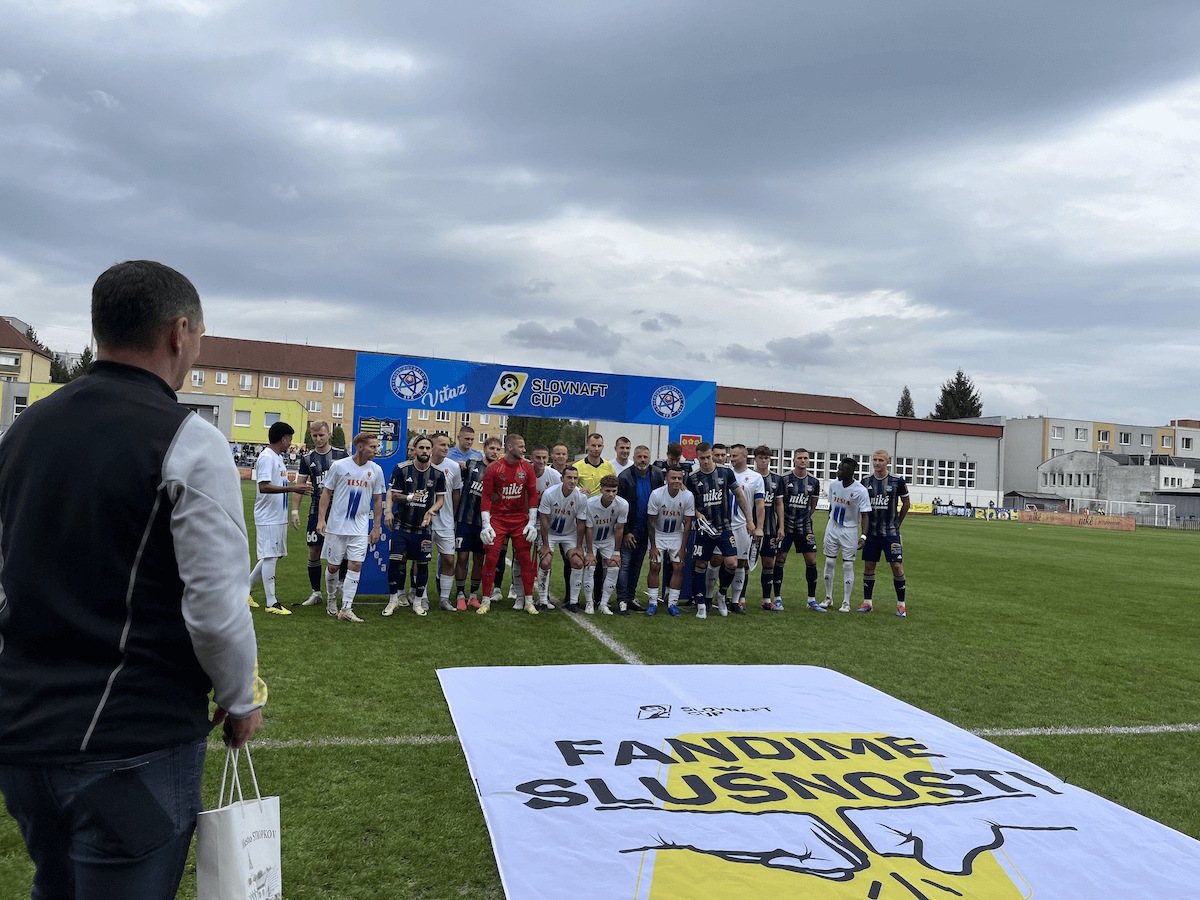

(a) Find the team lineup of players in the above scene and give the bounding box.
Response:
[253,421,910,621]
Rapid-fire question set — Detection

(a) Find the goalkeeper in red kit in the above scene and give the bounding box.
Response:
[477,433,540,615]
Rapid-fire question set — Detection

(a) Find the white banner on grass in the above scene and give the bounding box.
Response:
[438,664,1200,900]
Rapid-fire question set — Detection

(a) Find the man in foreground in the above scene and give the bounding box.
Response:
[0,260,264,897]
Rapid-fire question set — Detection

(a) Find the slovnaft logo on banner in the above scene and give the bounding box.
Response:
[438,665,1200,900]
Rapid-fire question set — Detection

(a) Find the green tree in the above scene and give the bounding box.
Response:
[331,424,346,448]
[930,370,982,420]
[896,386,915,418]
[506,416,590,458]
[50,355,71,383]
[303,422,313,448]
[25,326,42,349]
[68,346,94,381]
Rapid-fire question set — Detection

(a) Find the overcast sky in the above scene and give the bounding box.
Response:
[4,0,1200,424]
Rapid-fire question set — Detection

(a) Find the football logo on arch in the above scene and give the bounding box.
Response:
[390,364,429,402]
[488,371,528,409]
[651,384,686,419]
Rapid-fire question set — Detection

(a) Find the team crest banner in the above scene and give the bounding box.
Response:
[438,664,1200,899]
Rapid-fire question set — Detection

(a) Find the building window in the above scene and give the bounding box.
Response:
[1051,448,1064,457]
[1085,474,1091,486]
[264,412,281,427]
[894,457,914,481]
[915,458,935,487]
[1162,435,1173,449]
[215,372,228,385]
[1097,429,1109,444]
[263,376,280,389]
[287,378,299,391]
[436,410,452,422]
[936,459,956,487]
[1066,474,1073,486]
[780,449,794,473]
[417,409,429,420]
[13,395,28,417]
[1051,426,1064,439]
[1183,437,1193,450]
[958,460,976,488]
[461,413,470,425]
[1057,473,1064,485]
[191,371,204,386]
[479,414,490,425]
[306,400,322,413]
[1042,473,1048,486]
[333,382,345,398]
[0,352,20,367]
[498,416,508,428]
[477,432,487,443]
[768,448,781,472]
[1075,428,1088,441]
[234,410,250,427]
[1141,434,1152,447]
[331,401,343,419]
[1119,432,1130,445]
[307,379,323,392]
[239,374,253,391]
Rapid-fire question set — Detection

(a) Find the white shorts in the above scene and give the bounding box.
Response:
[432,528,455,557]
[322,532,369,564]
[255,523,288,560]
[592,539,617,563]
[653,540,683,564]
[732,522,751,560]
[823,527,859,561]
[548,533,578,551]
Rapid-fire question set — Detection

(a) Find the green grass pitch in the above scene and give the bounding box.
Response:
[2,480,1197,897]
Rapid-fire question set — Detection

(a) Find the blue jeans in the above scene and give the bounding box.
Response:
[0,737,206,900]
[618,533,650,603]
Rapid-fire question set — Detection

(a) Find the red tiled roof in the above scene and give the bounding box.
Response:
[195,335,356,378]
[716,386,877,416]
[0,318,52,359]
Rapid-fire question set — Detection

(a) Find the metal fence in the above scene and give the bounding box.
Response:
[1068,498,1176,528]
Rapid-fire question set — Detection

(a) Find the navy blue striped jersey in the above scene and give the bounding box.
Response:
[685,466,740,531]
[389,461,446,532]
[778,471,821,533]
[863,474,909,536]
[758,471,781,535]
[653,459,694,478]
[299,447,349,516]
[457,457,489,529]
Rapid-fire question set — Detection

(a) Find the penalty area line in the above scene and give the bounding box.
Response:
[972,722,1200,737]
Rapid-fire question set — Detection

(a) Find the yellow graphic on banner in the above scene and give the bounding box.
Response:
[488,371,528,409]
[640,732,1035,900]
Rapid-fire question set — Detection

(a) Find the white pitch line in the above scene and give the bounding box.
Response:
[208,734,458,751]
[561,611,645,665]
[972,722,1200,737]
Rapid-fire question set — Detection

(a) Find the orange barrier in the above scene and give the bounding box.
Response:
[1018,509,1135,531]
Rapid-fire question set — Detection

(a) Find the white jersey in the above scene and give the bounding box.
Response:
[611,458,634,478]
[431,457,462,534]
[827,478,871,537]
[536,466,562,496]
[252,447,290,526]
[538,483,588,538]
[731,468,764,529]
[585,495,628,551]
[646,485,694,545]
[324,456,386,536]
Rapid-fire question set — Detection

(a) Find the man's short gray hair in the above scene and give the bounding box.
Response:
[92,260,203,351]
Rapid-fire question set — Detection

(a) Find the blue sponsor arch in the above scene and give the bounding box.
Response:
[350,354,716,595]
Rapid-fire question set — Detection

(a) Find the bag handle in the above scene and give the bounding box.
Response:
[217,745,265,811]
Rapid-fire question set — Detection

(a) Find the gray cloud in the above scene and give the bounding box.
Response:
[505,317,622,357]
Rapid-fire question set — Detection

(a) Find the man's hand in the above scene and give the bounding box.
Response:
[584,552,596,568]
[522,522,538,542]
[752,524,763,539]
[290,509,301,531]
[316,520,327,537]
[384,512,393,530]
[369,526,381,545]
[421,512,433,529]
[296,482,313,495]
[481,525,496,545]
[624,532,637,548]
[212,706,264,749]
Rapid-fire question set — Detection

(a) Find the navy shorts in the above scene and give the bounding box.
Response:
[779,529,817,555]
[306,514,324,548]
[455,521,485,555]
[390,528,433,563]
[759,535,779,558]
[693,528,737,561]
[862,533,903,563]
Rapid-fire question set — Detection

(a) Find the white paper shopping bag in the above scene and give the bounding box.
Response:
[196,745,282,900]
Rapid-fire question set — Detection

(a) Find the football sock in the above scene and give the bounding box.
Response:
[387,559,406,595]
[495,550,506,585]
[824,557,836,602]
[262,558,279,607]
[646,587,660,605]
[456,576,467,599]
[520,559,537,597]
[863,574,876,601]
[413,562,429,595]
[512,555,522,584]
[894,576,907,604]
[341,570,361,609]
[601,564,619,604]
[667,588,680,605]
[569,567,583,604]
[719,563,735,594]
[761,566,774,601]
[806,562,818,599]
[325,567,339,603]
[843,560,855,606]
[706,565,719,599]
[439,574,454,602]
[338,559,348,582]
[582,566,596,604]
[249,559,264,588]
[470,577,481,597]
[773,561,785,598]
[730,567,746,604]
[307,560,322,591]
[693,564,708,604]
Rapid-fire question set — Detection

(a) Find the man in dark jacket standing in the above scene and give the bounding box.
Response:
[0,260,265,899]
[616,444,664,613]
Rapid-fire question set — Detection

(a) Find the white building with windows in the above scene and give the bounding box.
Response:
[1037,450,1196,506]
[594,387,1005,505]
